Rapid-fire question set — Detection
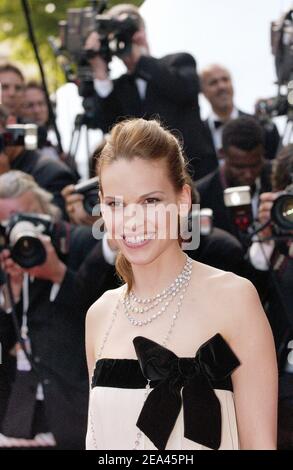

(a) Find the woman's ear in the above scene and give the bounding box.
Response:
[178,184,192,215]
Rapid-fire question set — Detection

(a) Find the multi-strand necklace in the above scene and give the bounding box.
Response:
[122,256,193,327]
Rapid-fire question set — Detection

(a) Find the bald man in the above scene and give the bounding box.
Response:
[199,64,280,178]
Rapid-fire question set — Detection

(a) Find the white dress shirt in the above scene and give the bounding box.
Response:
[207,107,240,155]
[94,76,147,100]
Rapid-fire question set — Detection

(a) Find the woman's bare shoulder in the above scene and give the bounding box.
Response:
[191,260,267,339]
[192,259,251,286]
[86,284,125,326]
[191,260,258,314]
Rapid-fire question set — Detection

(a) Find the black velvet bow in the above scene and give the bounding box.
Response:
[133,334,240,450]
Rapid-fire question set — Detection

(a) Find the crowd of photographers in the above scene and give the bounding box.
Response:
[0,2,292,450]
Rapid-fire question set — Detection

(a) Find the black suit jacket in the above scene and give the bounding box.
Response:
[197,111,280,180]
[11,150,78,216]
[93,53,213,179]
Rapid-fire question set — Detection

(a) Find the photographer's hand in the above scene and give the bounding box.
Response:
[0,249,23,301]
[84,32,108,80]
[25,235,66,284]
[62,184,97,225]
[258,192,279,239]
[123,30,149,73]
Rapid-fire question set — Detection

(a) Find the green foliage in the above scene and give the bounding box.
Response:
[0,0,144,90]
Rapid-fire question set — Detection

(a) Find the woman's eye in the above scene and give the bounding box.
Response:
[144,198,160,205]
[107,201,123,208]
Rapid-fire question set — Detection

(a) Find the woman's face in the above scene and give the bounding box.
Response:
[100,157,190,266]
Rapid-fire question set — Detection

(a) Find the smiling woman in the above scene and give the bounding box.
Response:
[97,118,195,294]
[85,117,278,451]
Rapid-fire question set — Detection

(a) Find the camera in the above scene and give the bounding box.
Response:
[73,176,99,215]
[0,124,38,152]
[255,94,289,120]
[0,213,70,269]
[224,186,253,233]
[51,2,139,93]
[58,6,139,65]
[49,1,140,129]
[94,12,140,61]
[271,183,293,232]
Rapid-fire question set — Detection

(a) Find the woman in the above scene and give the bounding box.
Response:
[86,118,277,450]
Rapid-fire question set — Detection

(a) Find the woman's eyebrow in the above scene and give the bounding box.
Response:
[138,191,165,199]
[104,191,165,200]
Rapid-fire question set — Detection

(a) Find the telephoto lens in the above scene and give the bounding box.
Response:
[8,219,47,268]
[74,176,99,214]
[271,189,293,231]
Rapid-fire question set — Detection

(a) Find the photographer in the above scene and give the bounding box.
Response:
[248,145,293,450]
[249,146,293,335]
[0,106,78,217]
[83,3,209,177]
[196,116,272,242]
[22,81,60,161]
[22,82,49,128]
[61,140,107,225]
[62,183,97,226]
[0,171,97,448]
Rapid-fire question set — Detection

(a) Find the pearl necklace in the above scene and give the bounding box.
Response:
[122,256,192,326]
[89,257,193,450]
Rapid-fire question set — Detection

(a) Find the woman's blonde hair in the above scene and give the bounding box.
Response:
[97,118,196,292]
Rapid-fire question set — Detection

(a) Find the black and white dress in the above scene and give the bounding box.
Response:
[86,333,240,450]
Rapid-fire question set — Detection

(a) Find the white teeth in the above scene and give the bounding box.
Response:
[124,234,154,244]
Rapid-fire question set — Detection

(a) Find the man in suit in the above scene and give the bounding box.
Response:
[198,64,280,179]
[196,116,272,242]
[84,3,209,179]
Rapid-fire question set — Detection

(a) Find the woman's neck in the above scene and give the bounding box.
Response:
[130,244,187,299]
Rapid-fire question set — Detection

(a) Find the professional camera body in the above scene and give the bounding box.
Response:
[73,176,99,214]
[0,213,69,269]
[0,124,38,152]
[58,6,140,67]
[271,183,293,233]
[92,12,140,61]
[49,1,140,128]
[223,184,293,241]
